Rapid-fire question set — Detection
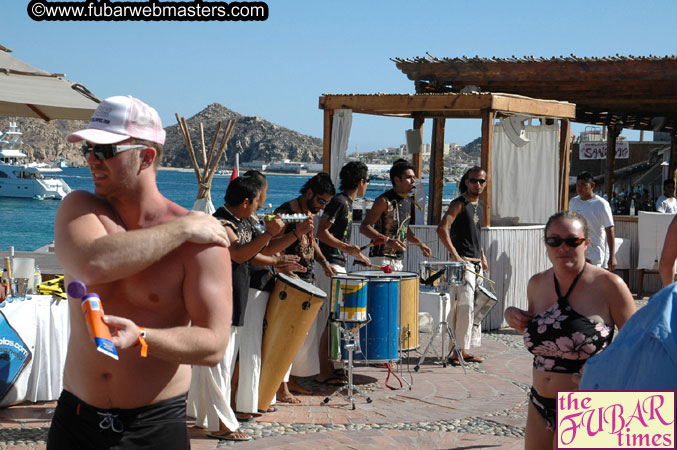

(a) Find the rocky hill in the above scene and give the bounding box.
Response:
[164,103,322,168]
[0,103,323,168]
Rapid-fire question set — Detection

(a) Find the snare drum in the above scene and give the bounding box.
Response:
[473,285,498,326]
[350,271,419,351]
[419,261,466,291]
[330,275,368,322]
[258,274,326,410]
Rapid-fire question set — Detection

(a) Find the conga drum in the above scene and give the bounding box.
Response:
[351,270,419,352]
[419,261,466,291]
[258,274,326,410]
[473,285,498,326]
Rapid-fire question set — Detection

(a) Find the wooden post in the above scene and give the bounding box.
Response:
[322,109,333,174]
[670,131,677,186]
[559,119,572,210]
[606,125,619,200]
[427,118,445,225]
[412,115,424,180]
[480,110,494,227]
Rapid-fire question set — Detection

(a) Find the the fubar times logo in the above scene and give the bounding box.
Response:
[557,391,675,448]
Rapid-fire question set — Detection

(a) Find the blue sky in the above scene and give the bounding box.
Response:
[2,1,677,153]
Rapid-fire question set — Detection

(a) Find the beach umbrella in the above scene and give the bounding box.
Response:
[174,113,235,214]
[0,44,99,121]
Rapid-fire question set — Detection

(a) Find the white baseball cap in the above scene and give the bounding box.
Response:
[67,95,166,145]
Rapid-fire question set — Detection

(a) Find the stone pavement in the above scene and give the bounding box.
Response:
[0,329,533,450]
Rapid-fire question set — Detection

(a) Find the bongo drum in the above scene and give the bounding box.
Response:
[258,274,326,410]
[351,270,419,352]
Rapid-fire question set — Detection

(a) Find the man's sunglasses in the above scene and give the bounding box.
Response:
[544,236,587,248]
[468,178,487,185]
[314,195,329,205]
[81,144,147,160]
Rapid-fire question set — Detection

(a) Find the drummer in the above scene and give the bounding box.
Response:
[270,172,337,397]
[188,175,284,441]
[436,167,489,365]
[360,159,432,270]
[315,161,372,384]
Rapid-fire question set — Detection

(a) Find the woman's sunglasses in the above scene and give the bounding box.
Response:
[544,236,587,248]
[81,144,147,160]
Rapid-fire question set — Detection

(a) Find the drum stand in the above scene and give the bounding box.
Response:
[397,330,414,389]
[414,291,466,374]
[323,321,372,410]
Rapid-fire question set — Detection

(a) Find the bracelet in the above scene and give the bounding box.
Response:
[136,326,148,358]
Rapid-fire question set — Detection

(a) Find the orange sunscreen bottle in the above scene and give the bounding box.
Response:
[67,281,118,360]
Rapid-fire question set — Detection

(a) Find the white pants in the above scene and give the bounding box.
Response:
[187,326,240,432]
[234,288,270,414]
[447,263,482,350]
[370,256,404,272]
[290,263,345,377]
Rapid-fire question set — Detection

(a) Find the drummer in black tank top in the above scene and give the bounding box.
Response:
[360,159,431,268]
[437,167,489,364]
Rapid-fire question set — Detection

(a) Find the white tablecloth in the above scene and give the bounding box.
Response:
[0,295,69,407]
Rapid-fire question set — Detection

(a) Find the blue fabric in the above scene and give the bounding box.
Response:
[579,283,677,390]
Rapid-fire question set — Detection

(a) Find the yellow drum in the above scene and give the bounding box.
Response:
[258,274,326,411]
[349,270,420,351]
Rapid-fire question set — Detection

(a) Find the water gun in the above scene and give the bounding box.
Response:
[67,281,119,360]
[262,213,309,223]
[37,275,66,299]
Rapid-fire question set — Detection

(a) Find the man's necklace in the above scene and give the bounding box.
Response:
[464,195,479,224]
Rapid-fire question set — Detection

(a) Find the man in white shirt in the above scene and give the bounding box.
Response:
[656,179,677,213]
[568,171,616,270]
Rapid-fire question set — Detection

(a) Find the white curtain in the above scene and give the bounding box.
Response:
[329,109,352,186]
[192,197,215,214]
[491,120,559,225]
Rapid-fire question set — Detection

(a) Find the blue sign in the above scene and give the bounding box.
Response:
[0,311,31,400]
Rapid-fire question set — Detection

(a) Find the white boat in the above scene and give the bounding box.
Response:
[265,160,308,174]
[0,123,72,199]
[214,169,231,177]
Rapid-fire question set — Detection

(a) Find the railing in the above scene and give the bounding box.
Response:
[347,224,550,330]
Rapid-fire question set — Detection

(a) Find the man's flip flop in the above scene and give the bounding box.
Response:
[258,406,278,413]
[207,432,252,441]
[464,355,484,363]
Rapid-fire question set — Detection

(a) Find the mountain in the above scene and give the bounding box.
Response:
[0,103,323,168]
[163,103,323,168]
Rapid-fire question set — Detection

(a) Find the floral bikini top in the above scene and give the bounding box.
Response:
[523,265,614,373]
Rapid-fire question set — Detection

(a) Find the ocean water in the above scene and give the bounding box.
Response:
[0,168,458,251]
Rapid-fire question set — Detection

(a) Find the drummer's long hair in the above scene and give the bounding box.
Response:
[459,166,485,194]
[301,172,335,196]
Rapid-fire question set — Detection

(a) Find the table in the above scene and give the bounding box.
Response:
[0,294,69,407]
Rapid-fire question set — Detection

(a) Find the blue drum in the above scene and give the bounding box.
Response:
[330,277,400,363]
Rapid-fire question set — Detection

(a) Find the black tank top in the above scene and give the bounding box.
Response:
[449,196,483,259]
[370,189,415,259]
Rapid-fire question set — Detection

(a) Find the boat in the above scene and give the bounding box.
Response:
[0,123,72,199]
[265,160,308,174]
[214,169,231,177]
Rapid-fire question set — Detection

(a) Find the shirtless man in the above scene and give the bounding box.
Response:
[47,96,232,449]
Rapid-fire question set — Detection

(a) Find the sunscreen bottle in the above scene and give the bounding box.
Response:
[67,281,119,360]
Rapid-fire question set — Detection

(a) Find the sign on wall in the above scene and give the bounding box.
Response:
[579,141,630,160]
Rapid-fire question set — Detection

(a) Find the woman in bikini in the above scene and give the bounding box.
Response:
[504,210,635,450]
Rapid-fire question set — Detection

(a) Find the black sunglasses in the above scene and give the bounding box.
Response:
[314,195,329,205]
[364,178,371,183]
[544,236,587,248]
[468,178,487,185]
[81,144,146,160]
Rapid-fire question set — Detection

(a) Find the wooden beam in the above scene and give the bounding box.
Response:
[558,119,571,209]
[670,132,677,186]
[323,109,333,174]
[412,115,424,180]
[480,109,494,227]
[606,125,619,200]
[319,93,574,118]
[427,118,445,225]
